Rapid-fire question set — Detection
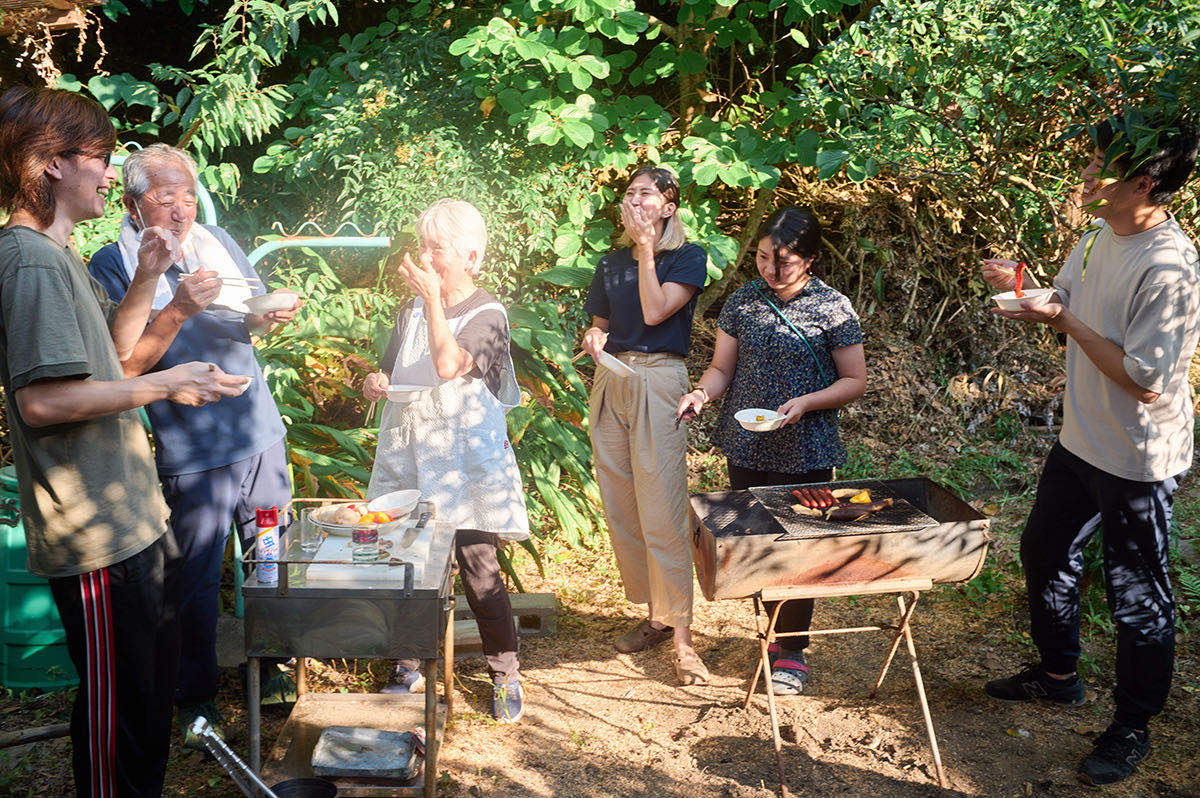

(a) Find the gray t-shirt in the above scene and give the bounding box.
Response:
[1053,215,1200,481]
[0,226,168,578]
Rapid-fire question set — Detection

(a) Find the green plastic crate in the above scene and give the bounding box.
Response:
[1,466,77,691]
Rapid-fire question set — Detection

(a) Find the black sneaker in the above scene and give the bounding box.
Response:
[1077,723,1149,786]
[984,663,1086,706]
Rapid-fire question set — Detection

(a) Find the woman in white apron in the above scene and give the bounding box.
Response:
[362,199,529,723]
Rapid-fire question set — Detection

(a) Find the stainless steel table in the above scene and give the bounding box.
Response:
[242,501,456,797]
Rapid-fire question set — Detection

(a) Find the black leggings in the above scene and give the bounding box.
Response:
[726,461,833,651]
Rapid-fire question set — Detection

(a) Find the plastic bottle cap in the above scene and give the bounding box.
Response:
[256,506,280,528]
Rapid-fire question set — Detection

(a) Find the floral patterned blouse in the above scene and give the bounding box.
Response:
[714,277,864,473]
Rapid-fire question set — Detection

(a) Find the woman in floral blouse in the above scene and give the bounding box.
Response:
[677,206,867,694]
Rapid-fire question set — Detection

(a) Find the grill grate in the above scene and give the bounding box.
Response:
[749,480,936,540]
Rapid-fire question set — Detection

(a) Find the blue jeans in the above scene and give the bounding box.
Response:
[160,438,292,704]
[1021,442,1180,729]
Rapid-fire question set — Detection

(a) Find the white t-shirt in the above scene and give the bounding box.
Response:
[1054,214,1200,481]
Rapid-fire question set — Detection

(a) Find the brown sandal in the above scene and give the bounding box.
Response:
[674,648,710,686]
[614,620,673,653]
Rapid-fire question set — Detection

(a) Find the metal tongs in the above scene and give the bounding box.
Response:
[190,716,280,798]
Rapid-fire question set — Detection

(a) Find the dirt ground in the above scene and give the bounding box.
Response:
[2,471,1198,797]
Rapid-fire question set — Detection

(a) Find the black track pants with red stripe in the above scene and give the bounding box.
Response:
[49,530,182,798]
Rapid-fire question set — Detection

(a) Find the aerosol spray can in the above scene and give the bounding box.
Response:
[255,506,280,585]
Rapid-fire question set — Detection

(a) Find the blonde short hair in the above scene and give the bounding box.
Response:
[122,143,199,200]
[416,199,488,274]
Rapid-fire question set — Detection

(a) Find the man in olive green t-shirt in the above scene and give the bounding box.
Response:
[0,87,246,797]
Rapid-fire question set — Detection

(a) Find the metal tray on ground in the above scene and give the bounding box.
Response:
[264,693,445,797]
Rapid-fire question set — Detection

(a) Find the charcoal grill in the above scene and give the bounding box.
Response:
[689,477,990,795]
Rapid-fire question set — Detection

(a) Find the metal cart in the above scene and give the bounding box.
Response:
[242,500,456,797]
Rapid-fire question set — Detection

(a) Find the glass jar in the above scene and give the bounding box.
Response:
[351,524,380,562]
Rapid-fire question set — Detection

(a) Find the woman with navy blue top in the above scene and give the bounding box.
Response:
[581,166,710,685]
[677,207,867,694]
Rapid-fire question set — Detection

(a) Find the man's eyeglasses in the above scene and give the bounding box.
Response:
[61,149,113,167]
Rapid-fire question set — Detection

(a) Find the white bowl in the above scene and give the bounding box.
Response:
[597,350,635,378]
[735,408,785,432]
[366,489,421,520]
[386,384,432,405]
[992,287,1055,311]
[308,502,407,537]
[243,290,300,315]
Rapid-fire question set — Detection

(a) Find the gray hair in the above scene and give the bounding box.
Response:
[415,199,488,274]
[122,143,199,200]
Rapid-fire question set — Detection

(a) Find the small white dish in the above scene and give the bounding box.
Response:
[992,287,1055,311]
[735,408,785,432]
[243,290,300,315]
[366,489,421,520]
[598,350,635,377]
[386,384,432,405]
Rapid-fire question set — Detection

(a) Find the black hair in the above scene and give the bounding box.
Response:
[755,206,825,280]
[1092,114,1199,206]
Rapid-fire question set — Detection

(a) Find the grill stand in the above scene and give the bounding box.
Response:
[743,576,947,796]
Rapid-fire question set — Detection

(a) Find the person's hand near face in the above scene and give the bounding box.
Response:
[135,227,182,278]
[399,251,442,302]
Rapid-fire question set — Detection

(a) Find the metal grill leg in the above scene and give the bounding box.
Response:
[898,593,946,787]
[758,600,789,797]
[869,592,919,698]
[744,596,766,709]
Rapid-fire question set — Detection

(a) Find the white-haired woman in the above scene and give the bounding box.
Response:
[362,199,529,722]
[581,166,710,685]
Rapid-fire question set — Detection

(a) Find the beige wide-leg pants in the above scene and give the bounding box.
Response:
[589,352,694,628]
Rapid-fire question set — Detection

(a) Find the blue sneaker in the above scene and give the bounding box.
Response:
[380,663,425,695]
[492,679,524,723]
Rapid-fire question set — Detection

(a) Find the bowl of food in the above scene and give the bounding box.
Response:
[243,290,301,315]
[386,384,432,405]
[992,287,1055,311]
[308,501,407,537]
[735,408,786,432]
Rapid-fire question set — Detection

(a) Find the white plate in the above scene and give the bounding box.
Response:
[243,290,300,315]
[992,287,1055,311]
[735,408,785,432]
[366,489,421,520]
[598,350,635,377]
[308,502,407,537]
[386,384,433,404]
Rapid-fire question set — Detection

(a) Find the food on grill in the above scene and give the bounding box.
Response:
[792,488,835,508]
[790,489,894,521]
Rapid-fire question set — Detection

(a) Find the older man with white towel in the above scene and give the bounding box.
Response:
[88,144,301,748]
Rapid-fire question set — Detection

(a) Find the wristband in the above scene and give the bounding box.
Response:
[693,386,710,402]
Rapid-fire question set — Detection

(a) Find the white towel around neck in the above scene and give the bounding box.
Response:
[116,215,254,312]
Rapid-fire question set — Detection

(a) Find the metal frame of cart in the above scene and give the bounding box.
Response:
[241,499,456,797]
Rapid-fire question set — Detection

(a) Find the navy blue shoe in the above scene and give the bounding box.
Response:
[380,663,425,695]
[492,679,524,723]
